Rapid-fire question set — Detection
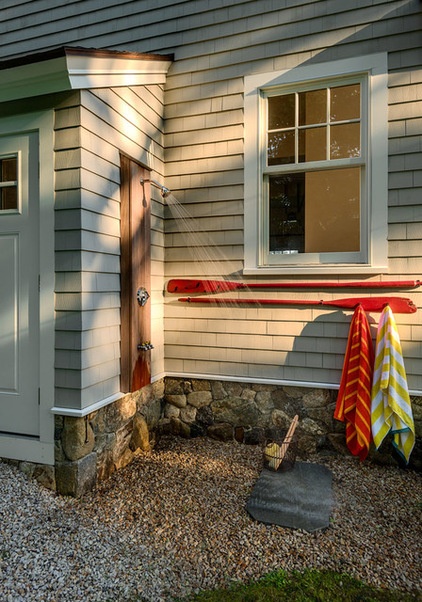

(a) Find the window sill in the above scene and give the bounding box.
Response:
[243,265,389,276]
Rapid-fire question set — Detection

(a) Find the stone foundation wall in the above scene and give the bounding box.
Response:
[4,377,421,496]
[54,379,165,496]
[160,378,422,471]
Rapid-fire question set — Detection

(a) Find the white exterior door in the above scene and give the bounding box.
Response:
[0,131,40,437]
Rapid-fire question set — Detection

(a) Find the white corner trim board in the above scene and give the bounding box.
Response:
[50,392,126,418]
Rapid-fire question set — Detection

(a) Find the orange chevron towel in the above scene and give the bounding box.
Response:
[334,304,374,460]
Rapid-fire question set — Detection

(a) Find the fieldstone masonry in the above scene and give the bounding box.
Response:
[160,378,335,455]
[160,378,422,473]
[53,379,164,496]
[4,377,421,496]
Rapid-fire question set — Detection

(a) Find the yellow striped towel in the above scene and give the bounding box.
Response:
[371,305,415,464]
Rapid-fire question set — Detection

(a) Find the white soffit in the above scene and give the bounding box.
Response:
[0,47,173,102]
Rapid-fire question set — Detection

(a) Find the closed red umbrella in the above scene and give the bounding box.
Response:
[334,304,374,460]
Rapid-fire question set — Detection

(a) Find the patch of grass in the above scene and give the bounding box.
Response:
[179,569,419,601]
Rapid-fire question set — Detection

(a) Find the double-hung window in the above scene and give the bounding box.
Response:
[244,54,388,274]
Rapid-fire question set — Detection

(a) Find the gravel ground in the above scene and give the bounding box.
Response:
[0,436,421,602]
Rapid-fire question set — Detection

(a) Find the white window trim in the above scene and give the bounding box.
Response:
[244,53,388,275]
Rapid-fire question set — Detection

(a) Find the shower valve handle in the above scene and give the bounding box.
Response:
[136,287,150,307]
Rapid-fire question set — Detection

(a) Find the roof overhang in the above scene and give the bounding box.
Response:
[0,46,173,103]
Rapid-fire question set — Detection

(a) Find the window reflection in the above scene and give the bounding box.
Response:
[299,88,326,125]
[330,84,360,121]
[299,127,326,162]
[268,94,295,129]
[330,123,360,159]
[268,131,295,165]
[269,167,360,254]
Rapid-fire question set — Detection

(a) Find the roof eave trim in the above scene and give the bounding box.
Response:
[0,47,173,103]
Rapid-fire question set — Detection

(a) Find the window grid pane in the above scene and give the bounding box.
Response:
[330,123,361,159]
[330,84,360,122]
[0,156,18,211]
[267,84,361,167]
[299,127,327,162]
[268,131,295,165]
[299,88,326,125]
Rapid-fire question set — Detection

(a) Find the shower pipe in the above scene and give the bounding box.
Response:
[140,178,170,198]
[167,278,421,294]
[177,296,417,314]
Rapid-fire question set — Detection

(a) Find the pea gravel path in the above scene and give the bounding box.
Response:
[0,436,421,601]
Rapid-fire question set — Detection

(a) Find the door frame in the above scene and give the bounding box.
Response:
[120,155,152,393]
[0,111,55,464]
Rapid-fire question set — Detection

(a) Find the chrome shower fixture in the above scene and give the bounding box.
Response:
[160,185,171,199]
[140,178,171,198]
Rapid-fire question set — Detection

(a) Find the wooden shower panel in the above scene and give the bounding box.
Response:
[120,155,151,392]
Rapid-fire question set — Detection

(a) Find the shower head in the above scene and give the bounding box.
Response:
[140,178,171,199]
